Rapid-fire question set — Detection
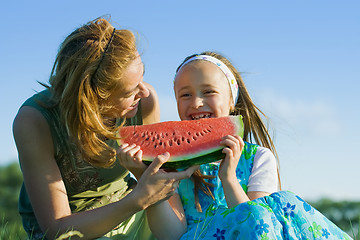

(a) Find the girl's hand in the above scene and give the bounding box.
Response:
[218,135,244,181]
[133,152,198,209]
[218,136,249,207]
[117,143,147,180]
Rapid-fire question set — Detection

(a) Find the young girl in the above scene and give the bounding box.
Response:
[144,51,352,239]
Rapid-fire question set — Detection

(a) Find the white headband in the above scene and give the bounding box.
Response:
[177,55,239,105]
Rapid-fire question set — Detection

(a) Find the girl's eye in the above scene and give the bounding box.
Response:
[204,90,216,94]
[180,93,191,98]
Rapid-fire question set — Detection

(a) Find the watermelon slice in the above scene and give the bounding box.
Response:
[117,115,243,169]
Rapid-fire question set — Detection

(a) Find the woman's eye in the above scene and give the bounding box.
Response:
[125,89,139,98]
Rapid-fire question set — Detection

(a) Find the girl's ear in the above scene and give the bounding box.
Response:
[229,102,235,114]
[229,97,235,112]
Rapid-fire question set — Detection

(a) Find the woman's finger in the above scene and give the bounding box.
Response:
[146,152,170,175]
[166,165,198,181]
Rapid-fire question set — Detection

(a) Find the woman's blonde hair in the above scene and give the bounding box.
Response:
[42,16,138,168]
[175,51,281,211]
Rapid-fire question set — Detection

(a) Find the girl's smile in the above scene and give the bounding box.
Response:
[189,112,213,120]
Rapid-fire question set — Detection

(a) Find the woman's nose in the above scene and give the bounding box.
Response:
[137,82,150,98]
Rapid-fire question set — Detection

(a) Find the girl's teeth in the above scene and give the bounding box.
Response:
[192,114,210,120]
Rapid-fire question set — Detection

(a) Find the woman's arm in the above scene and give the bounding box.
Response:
[117,144,196,240]
[13,106,195,239]
[141,82,160,125]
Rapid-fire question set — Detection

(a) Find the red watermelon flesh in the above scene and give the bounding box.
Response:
[117,115,243,168]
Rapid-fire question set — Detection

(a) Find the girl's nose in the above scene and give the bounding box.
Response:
[191,96,204,109]
[137,82,150,98]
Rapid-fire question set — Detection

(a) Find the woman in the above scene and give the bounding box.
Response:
[13,17,196,239]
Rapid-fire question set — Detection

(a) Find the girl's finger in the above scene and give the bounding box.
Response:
[221,139,238,150]
[222,147,232,155]
[119,143,129,149]
[134,149,143,162]
[126,145,141,158]
[117,143,136,154]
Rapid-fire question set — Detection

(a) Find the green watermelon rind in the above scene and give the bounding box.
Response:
[142,148,226,169]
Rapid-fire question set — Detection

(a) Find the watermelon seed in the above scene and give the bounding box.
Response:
[196,132,200,137]
[156,134,160,139]
[146,137,149,140]
[152,137,155,142]
[169,140,173,146]
[182,136,185,141]
[177,139,181,145]
[192,136,197,141]
[187,139,190,144]
[159,141,163,145]
[173,132,176,136]
[187,132,191,135]
[154,143,157,148]
[165,133,169,136]
[163,142,167,148]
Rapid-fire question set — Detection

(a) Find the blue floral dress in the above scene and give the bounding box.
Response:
[177,142,352,240]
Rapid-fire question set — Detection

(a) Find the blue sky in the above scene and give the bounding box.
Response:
[1,0,359,201]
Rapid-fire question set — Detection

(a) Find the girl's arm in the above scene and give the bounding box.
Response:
[146,193,187,240]
[13,106,195,240]
[247,147,279,200]
[218,135,250,208]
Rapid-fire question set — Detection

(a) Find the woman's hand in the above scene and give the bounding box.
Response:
[132,152,198,210]
[218,135,244,182]
[117,143,147,180]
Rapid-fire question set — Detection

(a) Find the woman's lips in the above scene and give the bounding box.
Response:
[130,101,139,109]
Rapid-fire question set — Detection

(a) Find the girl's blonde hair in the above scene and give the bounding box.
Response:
[41,17,138,168]
[176,51,281,211]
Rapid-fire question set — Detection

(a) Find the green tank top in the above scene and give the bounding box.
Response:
[18,89,152,239]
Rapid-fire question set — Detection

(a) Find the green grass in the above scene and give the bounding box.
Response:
[1,214,27,240]
[0,217,84,240]
[349,217,360,240]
